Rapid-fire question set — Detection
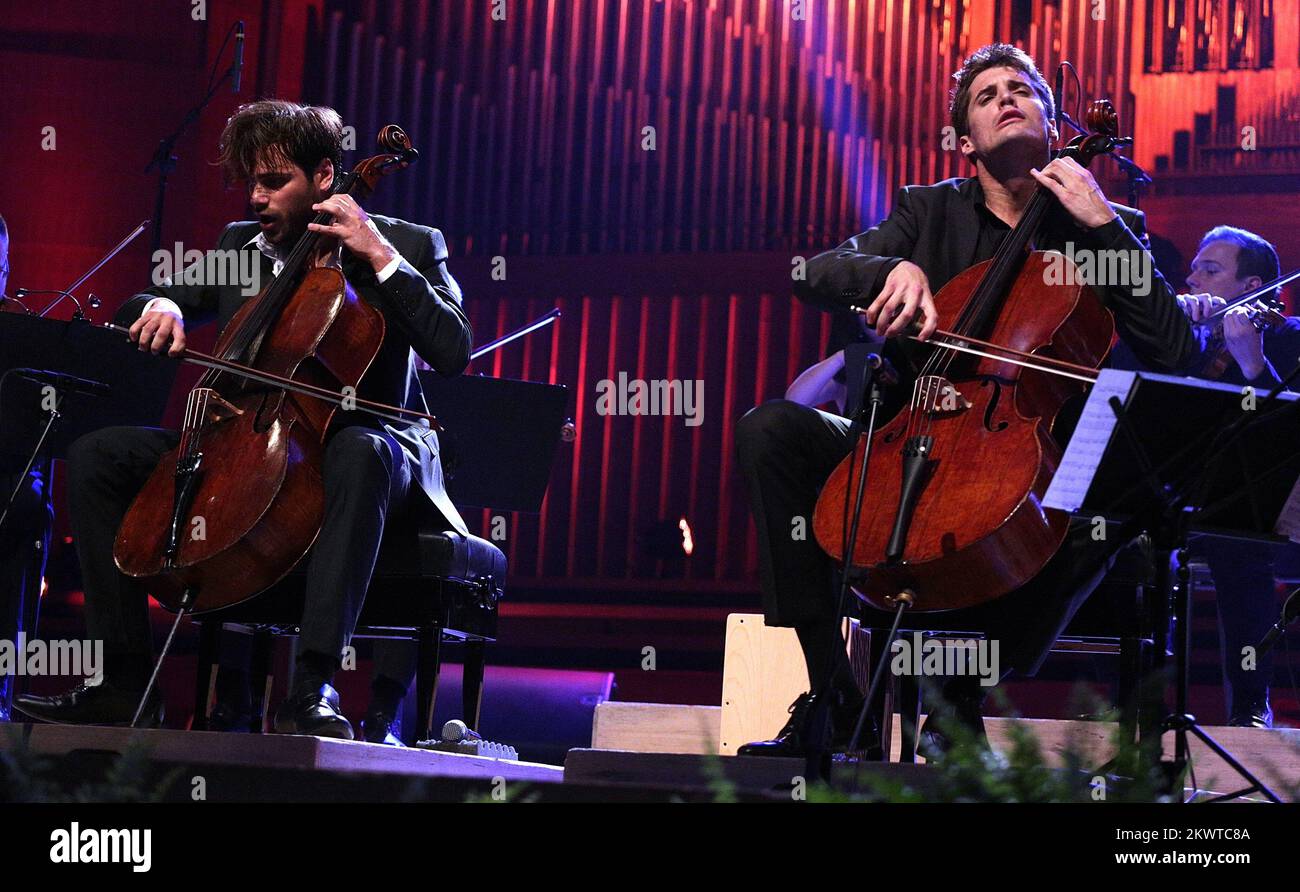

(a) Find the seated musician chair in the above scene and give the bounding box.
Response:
[188,503,506,745]
[857,538,1157,762]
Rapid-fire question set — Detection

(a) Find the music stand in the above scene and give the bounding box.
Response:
[0,314,175,713]
[417,372,569,512]
[1045,368,1299,802]
[1,315,176,459]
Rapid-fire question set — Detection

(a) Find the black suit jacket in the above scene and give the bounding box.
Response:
[118,215,472,535]
[795,177,1200,399]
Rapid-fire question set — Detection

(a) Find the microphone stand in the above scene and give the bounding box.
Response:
[803,349,890,783]
[1059,109,1152,208]
[0,371,107,533]
[1108,152,1153,209]
[0,376,63,534]
[145,22,242,260]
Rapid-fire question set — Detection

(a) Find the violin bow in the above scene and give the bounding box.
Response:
[100,322,442,431]
[846,308,1101,384]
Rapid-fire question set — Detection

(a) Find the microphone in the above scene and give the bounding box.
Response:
[860,350,898,388]
[440,719,482,744]
[232,21,245,93]
[1256,587,1300,656]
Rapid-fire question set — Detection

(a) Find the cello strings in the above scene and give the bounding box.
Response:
[925,183,1055,387]
[178,389,194,460]
[935,190,1051,380]
[904,186,1051,448]
[215,170,358,373]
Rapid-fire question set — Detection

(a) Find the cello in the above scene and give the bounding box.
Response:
[812,101,1134,612]
[112,125,424,615]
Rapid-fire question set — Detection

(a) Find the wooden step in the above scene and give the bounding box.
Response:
[587,702,1299,800]
[590,701,721,754]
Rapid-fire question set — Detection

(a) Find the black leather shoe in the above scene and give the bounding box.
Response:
[737,690,880,758]
[1228,702,1273,729]
[361,708,404,746]
[272,682,354,740]
[12,678,164,728]
[204,668,254,732]
[738,692,816,757]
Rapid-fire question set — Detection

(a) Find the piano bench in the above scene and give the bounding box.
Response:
[189,527,506,744]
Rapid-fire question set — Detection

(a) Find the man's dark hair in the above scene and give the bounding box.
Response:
[1199,225,1281,300]
[950,43,1055,138]
[217,100,345,185]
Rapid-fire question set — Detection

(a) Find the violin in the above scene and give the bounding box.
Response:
[813,101,1133,612]
[1190,270,1298,379]
[112,126,422,614]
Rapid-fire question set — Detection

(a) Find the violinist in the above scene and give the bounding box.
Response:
[1175,226,1297,727]
[1177,227,1298,390]
[735,43,1198,758]
[15,101,473,740]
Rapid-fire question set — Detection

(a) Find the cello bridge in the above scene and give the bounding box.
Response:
[915,375,970,417]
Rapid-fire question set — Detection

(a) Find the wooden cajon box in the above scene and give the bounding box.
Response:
[719,613,872,755]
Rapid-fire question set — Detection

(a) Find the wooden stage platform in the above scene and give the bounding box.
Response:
[5,702,1297,802]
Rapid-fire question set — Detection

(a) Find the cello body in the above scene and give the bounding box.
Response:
[113,267,385,613]
[812,253,1114,612]
[113,124,418,615]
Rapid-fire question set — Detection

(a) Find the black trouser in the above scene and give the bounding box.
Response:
[1,464,53,712]
[369,640,417,688]
[735,399,1139,679]
[1196,535,1276,716]
[65,424,412,681]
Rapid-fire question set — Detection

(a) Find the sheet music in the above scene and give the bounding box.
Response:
[1273,477,1300,544]
[1043,368,1137,513]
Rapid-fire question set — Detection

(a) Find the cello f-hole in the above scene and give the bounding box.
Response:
[980,378,1010,433]
[252,391,275,433]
